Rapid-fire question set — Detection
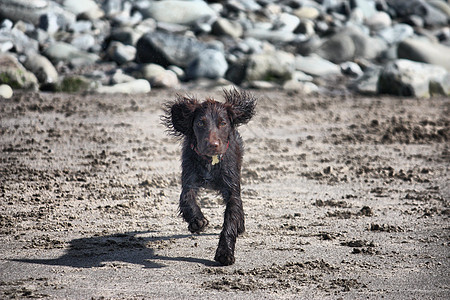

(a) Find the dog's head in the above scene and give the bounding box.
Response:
[162,89,256,156]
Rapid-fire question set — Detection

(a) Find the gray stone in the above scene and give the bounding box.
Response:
[275,13,300,32]
[0,53,38,89]
[377,23,414,45]
[110,69,135,85]
[340,61,363,77]
[186,49,228,80]
[245,28,296,43]
[109,28,141,46]
[0,84,13,99]
[377,59,449,98]
[23,52,58,84]
[0,0,76,27]
[212,18,243,38]
[137,64,179,88]
[106,41,136,65]
[43,41,99,66]
[69,21,92,33]
[388,0,448,27]
[295,54,341,77]
[136,31,219,68]
[283,79,319,94]
[70,34,95,51]
[398,38,450,71]
[138,0,216,25]
[246,50,295,82]
[61,0,104,19]
[95,79,151,94]
[316,25,386,63]
[365,11,391,31]
[0,27,39,54]
[39,12,60,34]
[351,66,381,95]
[351,0,377,19]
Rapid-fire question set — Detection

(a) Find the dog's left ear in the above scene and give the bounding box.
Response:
[224,88,257,127]
[162,95,199,137]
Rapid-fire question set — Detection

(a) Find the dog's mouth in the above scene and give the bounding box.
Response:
[192,141,230,158]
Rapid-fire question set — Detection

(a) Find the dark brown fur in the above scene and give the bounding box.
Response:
[162,89,256,265]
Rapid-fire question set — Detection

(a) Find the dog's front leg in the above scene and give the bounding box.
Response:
[179,187,209,234]
[214,187,244,265]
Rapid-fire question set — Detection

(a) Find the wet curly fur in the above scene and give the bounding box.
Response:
[162,89,256,265]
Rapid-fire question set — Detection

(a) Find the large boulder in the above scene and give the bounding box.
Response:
[43,41,99,66]
[0,0,75,27]
[137,0,216,25]
[186,49,228,80]
[295,54,341,77]
[246,50,295,83]
[316,25,386,63]
[377,59,449,98]
[136,31,219,68]
[0,53,38,89]
[398,38,450,71]
[23,52,58,84]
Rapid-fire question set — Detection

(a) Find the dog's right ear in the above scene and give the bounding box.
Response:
[162,95,199,137]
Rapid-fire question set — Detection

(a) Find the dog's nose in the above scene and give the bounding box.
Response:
[210,139,220,149]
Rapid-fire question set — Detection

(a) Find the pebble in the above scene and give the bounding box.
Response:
[0,84,13,99]
[0,0,447,97]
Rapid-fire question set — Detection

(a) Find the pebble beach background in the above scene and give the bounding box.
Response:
[0,0,449,98]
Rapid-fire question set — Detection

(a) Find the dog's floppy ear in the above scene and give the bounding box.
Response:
[162,95,199,137]
[224,88,257,127]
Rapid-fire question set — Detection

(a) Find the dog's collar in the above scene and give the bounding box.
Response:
[191,141,229,165]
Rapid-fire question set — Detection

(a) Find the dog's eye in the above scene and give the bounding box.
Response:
[219,120,227,127]
[197,120,205,127]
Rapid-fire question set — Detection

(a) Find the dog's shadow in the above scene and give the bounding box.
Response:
[14,231,219,269]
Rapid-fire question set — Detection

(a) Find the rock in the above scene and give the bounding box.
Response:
[276,13,301,32]
[136,31,218,68]
[293,6,320,20]
[316,25,387,63]
[69,21,92,33]
[138,0,216,25]
[365,11,392,31]
[398,38,450,71]
[295,54,341,77]
[95,79,151,94]
[295,19,315,36]
[0,27,39,54]
[340,61,363,77]
[55,75,91,92]
[377,59,449,97]
[212,18,243,38]
[23,52,58,84]
[283,80,319,94]
[351,0,377,19]
[70,34,96,51]
[39,12,60,35]
[246,50,295,83]
[109,28,141,46]
[106,41,136,65]
[350,66,382,95]
[110,69,135,84]
[388,0,448,27]
[245,28,296,43]
[43,41,99,66]
[137,64,179,88]
[186,49,228,80]
[0,53,38,89]
[62,0,104,20]
[0,0,76,27]
[246,80,279,89]
[377,23,414,45]
[0,84,13,99]
[293,70,313,82]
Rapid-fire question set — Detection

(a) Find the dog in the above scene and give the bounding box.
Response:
[162,89,256,265]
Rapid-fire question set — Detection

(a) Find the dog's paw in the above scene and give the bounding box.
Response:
[214,247,235,266]
[188,217,209,234]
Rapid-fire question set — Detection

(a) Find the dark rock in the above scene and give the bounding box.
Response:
[136,31,219,68]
